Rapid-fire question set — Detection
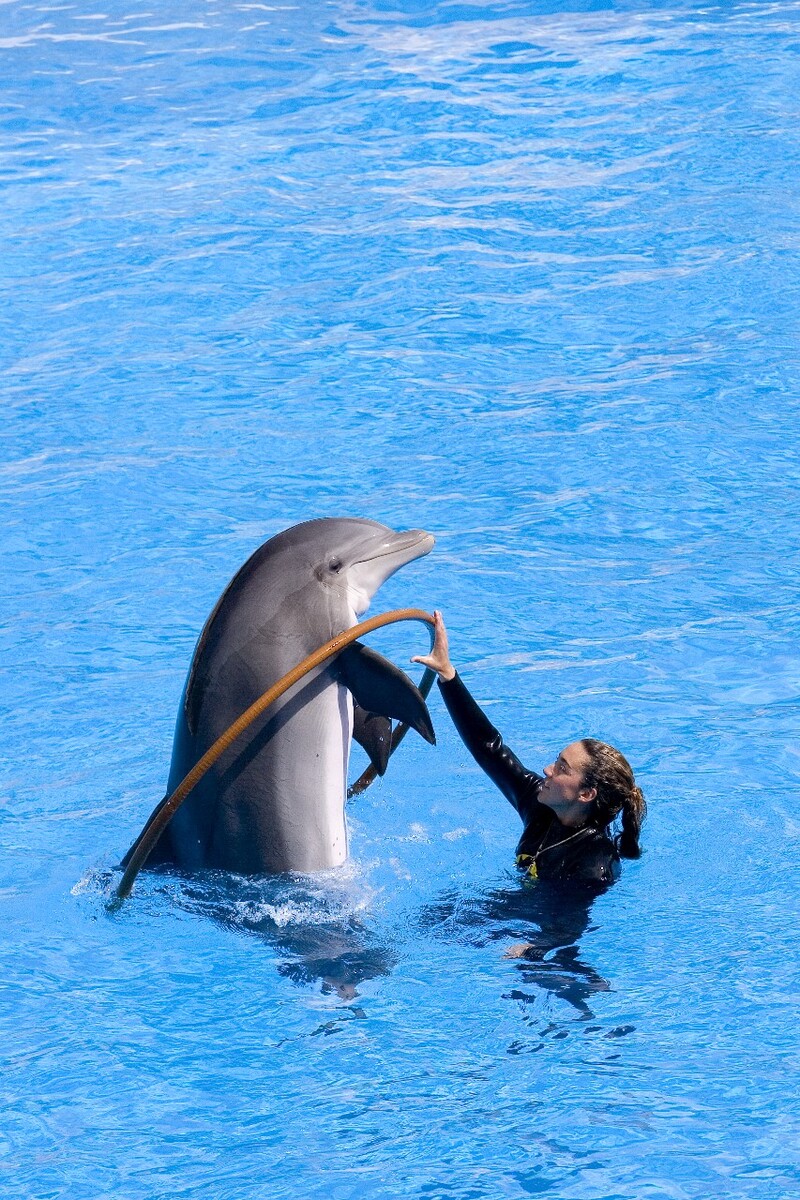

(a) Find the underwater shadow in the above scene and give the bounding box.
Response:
[164,868,396,1000]
[419,876,611,1019]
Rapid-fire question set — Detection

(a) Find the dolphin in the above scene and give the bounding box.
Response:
[126,518,435,875]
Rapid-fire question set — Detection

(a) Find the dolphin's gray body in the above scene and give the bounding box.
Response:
[134,518,435,875]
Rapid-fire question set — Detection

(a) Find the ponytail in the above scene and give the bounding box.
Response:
[580,739,647,859]
[617,783,646,859]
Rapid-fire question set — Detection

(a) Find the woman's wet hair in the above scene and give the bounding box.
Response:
[579,739,646,859]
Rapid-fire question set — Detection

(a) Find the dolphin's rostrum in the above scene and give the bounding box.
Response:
[125,518,435,875]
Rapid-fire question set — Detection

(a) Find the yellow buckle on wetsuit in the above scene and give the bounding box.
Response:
[516,852,538,880]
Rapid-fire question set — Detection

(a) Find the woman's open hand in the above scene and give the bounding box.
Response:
[412,610,456,681]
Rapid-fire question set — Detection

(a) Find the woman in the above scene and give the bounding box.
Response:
[413,612,646,887]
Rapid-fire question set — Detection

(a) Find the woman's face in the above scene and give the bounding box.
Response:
[541,741,597,820]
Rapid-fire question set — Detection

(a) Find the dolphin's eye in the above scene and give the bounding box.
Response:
[329,557,343,574]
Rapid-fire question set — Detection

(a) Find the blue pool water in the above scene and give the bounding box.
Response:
[3,0,800,1196]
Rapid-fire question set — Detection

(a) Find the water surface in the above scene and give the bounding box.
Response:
[2,1,800,1197]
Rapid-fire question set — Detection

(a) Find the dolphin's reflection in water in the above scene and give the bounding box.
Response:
[418,877,611,1019]
[272,923,393,1001]
[171,870,395,1000]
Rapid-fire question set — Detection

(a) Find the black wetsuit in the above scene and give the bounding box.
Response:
[439,673,620,887]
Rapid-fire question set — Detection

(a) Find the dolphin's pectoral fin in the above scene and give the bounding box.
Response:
[337,642,436,746]
[352,704,392,776]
